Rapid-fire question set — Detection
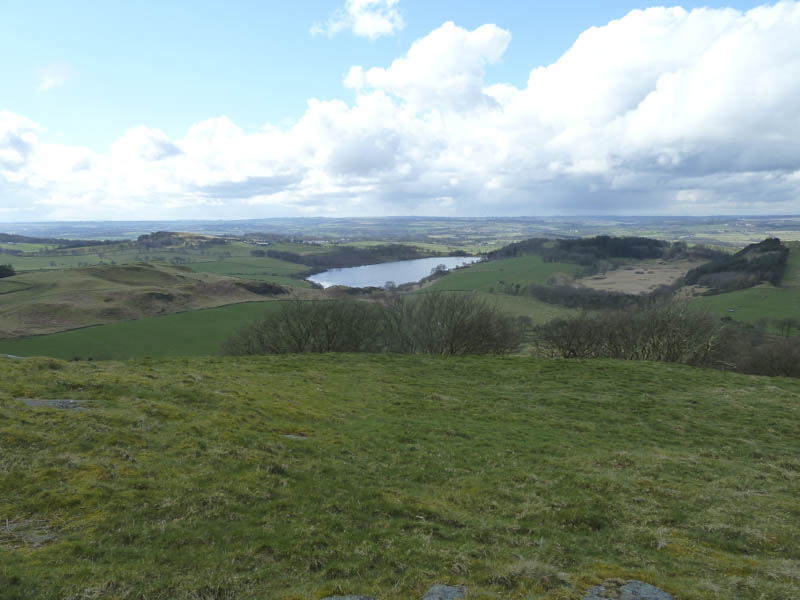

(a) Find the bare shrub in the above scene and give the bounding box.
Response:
[535,301,719,365]
[223,292,521,356]
[387,292,522,355]
[222,299,383,355]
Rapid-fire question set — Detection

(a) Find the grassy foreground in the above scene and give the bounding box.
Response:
[1,355,799,599]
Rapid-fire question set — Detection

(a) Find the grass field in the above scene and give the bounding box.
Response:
[427,256,579,293]
[0,239,329,274]
[1,354,798,599]
[690,241,800,327]
[0,301,280,359]
[187,256,311,289]
[691,285,800,327]
[343,240,493,255]
[417,256,580,325]
[0,263,289,338]
[0,292,570,360]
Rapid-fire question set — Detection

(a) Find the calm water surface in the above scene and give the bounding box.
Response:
[308,256,481,289]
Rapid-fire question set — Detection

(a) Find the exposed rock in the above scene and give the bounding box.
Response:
[584,579,674,600]
[320,596,378,600]
[18,398,88,409]
[421,584,467,600]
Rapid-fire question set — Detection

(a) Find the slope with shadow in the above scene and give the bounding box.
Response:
[0,262,286,338]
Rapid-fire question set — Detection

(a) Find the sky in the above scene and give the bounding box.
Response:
[1,0,799,221]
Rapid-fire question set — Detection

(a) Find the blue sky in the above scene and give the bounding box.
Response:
[1,0,798,220]
[2,0,764,150]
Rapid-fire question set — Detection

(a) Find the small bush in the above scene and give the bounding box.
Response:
[0,264,16,278]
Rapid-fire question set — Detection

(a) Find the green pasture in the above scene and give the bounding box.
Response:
[0,239,329,274]
[690,242,800,328]
[0,280,31,295]
[428,255,579,292]
[1,355,798,599]
[342,240,492,255]
[782,241,800,287]
[0,301,281,360]
[187,257,310,288]
[476,291,575,324]
[691,285,800,327]
[0,242,54,252]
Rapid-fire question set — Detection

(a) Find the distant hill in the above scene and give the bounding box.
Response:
[0,262,286,338]
[684,237,789,293]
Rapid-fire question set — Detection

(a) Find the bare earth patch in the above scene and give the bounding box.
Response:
[576,260,696,295]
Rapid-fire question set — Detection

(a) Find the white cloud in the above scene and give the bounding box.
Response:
[345,22,511,112]
[3,3,800,220]
[37,63,74,92]
[312,0,403,39]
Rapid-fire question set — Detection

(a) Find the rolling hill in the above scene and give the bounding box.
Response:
[0,263,288,338]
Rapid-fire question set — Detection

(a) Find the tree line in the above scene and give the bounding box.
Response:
[261,244,439,273]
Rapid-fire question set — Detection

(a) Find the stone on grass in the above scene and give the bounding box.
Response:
[320,596,378,600]
[584,579,673,600]
[421,584,467,600]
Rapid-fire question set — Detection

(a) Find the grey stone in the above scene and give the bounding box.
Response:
[320,596,377,600]
[584,580,674,600]
[19,398,88,409]
[421,584,467,600]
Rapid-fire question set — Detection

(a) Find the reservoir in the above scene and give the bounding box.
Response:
[308,256,481,289]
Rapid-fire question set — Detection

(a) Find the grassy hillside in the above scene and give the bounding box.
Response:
[689,241,800,327]
[0,301,280,359]
[420,256,579,324]
[1,355,798,600]
[0,263,288,338]
[1,237,318,276]
[428,255,578,293]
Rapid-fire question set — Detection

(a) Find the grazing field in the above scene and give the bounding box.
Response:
[0,263,288,338]
[416,256,580,324]
[187,256,311,288]
[689,241,800,327]
[576,260,695,295]
[781,241,800,287]
[0,238,328,275]
[0,301,281,360]
[0,280,30,294]
[344,239,493,255]
[690,285,800,327]
[427,255,578,293]
[1,355,798,599]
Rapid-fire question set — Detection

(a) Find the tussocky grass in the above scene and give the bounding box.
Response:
[0,354,799,599]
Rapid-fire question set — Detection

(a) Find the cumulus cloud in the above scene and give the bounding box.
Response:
[312,0,403,39]
[3,3,800,220]
[345,22,511,112]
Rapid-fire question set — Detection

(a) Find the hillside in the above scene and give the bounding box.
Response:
[1,354,798,599]
[0,263,287,338]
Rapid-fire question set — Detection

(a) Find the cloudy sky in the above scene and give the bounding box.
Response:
[1,0,799,221]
